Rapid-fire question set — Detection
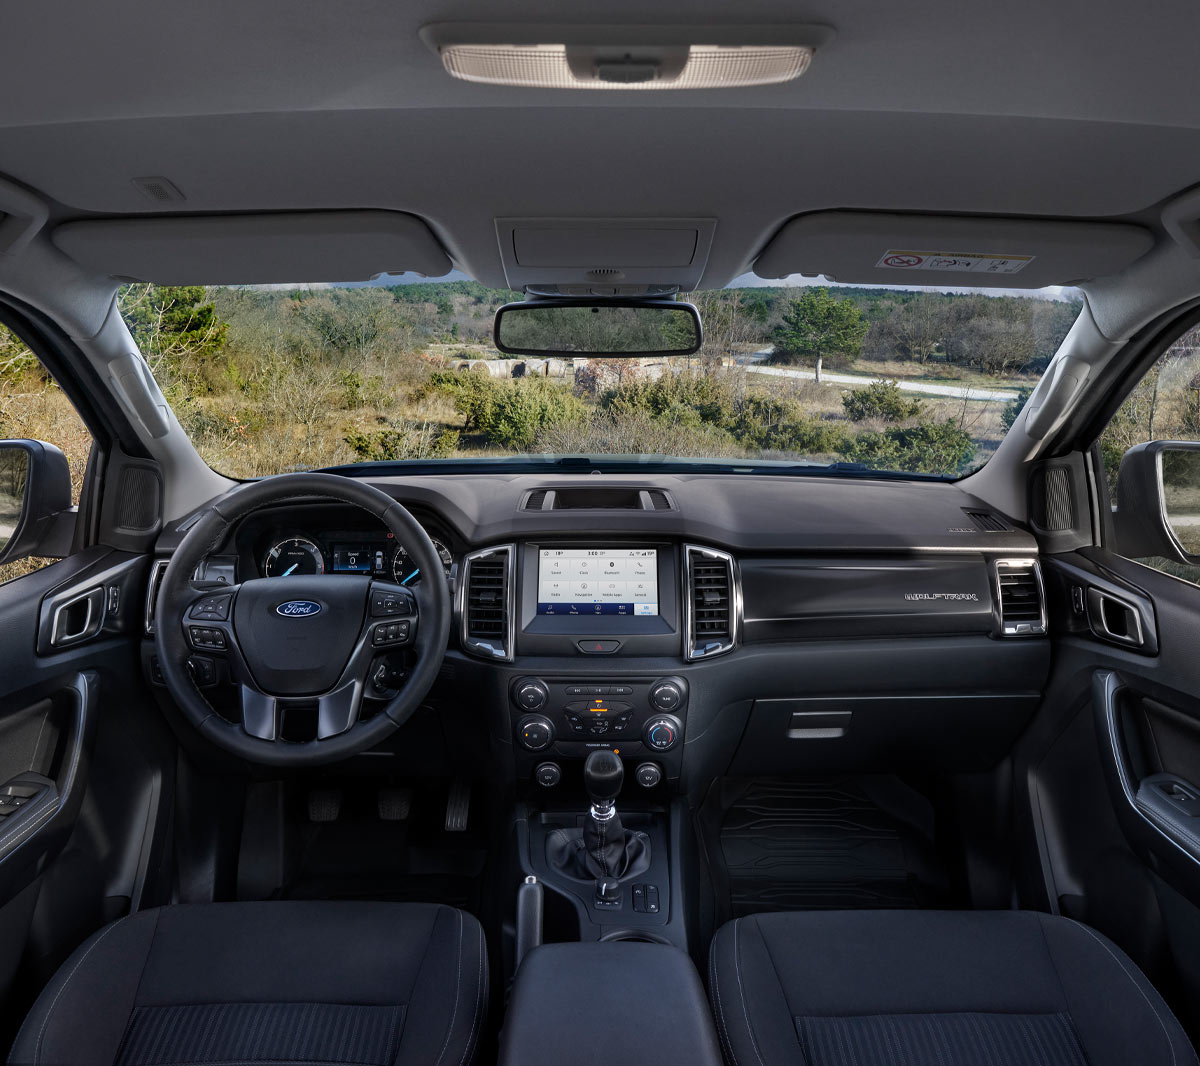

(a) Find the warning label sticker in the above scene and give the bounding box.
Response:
[875,250,1035,275]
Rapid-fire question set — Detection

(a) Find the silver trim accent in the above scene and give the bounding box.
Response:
[144,559,171,636]
[50,587,104,648]
[991,557,1047,637]
[458,544,516,662]
[683,543,741,660]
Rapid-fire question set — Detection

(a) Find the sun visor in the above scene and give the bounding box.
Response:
[496,218,716,295]
[753,211,1154,288]
[51,210,452,284]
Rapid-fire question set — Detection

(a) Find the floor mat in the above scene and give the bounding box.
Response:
[714,777,951,918]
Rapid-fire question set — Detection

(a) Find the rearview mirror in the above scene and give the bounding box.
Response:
[493,299,702,358]
[1114,440,1200,564]
[0,440,74,566]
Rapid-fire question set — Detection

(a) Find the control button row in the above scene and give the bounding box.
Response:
[632,883,660,914]
[188,593,232,621]
[563,700,633,716]
[370,589,414,618]
[565,712,635,736]
[564,684,634,696]
[371,620,410,646]
[189,626,227,650]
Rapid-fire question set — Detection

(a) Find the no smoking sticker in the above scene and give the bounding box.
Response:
[876,249,1035,274]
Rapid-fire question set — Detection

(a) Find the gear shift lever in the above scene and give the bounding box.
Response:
[584,749,624,822]
[545,750,651,884]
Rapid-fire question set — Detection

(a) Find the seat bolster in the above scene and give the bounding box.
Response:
[1038,914,1199,1066]
[9,910,159,1066]
[709,916,802,1066]
[395,906,488,1066]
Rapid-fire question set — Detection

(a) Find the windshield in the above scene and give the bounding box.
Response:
[121,280,1081,479]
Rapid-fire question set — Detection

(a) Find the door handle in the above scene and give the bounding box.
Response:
[50,587,104,648]
[1086,588,1145,648]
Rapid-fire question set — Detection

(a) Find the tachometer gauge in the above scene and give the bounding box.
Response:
[391,537,453,585]
[263,537,325,577]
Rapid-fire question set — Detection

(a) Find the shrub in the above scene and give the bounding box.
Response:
[1001,386,1034,430]
[344,422,459,461]
[481,378,587,450]
[845,419,976,475]
[841,380,923,423]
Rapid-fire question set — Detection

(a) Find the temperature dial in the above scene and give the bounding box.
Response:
[643,715,682,752]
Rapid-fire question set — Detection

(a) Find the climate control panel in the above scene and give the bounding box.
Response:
[510,676,688,763]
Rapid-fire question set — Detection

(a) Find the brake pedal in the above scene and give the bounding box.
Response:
[307,788,342,823]
[378,787,412,822]
[445,778,470,832]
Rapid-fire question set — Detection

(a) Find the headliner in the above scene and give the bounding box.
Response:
[3,0,1200,288]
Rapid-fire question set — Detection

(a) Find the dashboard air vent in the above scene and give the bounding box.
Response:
[144,558,171,635]
[460,545,515,661]
[520,488,674,511]
[645,489,673,511]
[966,509,1011,533]
[994,559,1046,637]
[685,545,739,660]
[524,489,550,511]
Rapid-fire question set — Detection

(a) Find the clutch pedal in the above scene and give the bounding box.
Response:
[445,778,470,832]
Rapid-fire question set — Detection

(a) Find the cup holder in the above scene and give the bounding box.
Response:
[599,930,672,945]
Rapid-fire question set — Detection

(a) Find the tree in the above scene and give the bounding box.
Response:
[771,288,868,382]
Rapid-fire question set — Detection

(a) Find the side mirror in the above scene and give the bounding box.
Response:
[0,440,74,567]
[1113,440,1200,565]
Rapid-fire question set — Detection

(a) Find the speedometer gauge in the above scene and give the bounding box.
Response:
[391,537,453,585]
[263,537,325,577]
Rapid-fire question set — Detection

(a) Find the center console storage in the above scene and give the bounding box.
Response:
[499,941,723,1066]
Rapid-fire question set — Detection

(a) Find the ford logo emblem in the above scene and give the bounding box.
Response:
[276,600,322,618]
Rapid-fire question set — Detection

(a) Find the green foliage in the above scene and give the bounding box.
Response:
[771,288,869,367]
[602,373,734,427]
[1002,386,1034,430]
[120,285,228,363]
[482,378,587,450]
[842,380,924,422]
[344,423,459,461]
[846,419,976,475]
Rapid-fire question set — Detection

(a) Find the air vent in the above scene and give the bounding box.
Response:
[966,509,1011,533]
[645,489,673,511]
[524,490,550,511]
[131,176,186,203]
[994,559,1046,637]
[685,545,739,660]
[144,559,170,635]
[460,545,514,661]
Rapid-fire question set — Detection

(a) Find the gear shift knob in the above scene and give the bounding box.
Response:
[583,750,624,808]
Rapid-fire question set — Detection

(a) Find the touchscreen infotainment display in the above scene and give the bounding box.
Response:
[537,548,658,617]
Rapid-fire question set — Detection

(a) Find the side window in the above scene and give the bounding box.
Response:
[0,322,93,585]
[1099,322,1200,584]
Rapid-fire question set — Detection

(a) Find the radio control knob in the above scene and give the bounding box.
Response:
[649,680,684,713]
[515,679,549,711]
[644,715,681,752]
[517,715,555,752]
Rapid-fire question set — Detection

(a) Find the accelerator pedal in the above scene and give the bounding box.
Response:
[445,778,471,832]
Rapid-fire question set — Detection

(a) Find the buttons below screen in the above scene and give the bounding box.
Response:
[576,640,621,654]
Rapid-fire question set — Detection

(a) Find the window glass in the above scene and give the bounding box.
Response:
[121,279,1081,480]
[0,322,92,585]
[1100,322,1200,584]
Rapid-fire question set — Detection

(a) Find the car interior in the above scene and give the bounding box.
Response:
[6,3,1200,1065]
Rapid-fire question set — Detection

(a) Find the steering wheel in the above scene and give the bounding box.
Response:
[154,473,452,766]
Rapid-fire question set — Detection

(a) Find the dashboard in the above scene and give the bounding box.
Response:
[148,472,1053,786]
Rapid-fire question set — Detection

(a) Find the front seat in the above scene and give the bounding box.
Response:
[709,909,1197,1066]
[9,901,487,1066]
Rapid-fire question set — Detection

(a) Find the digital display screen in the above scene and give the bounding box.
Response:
[537,548,658,616]
[332,544,376,573]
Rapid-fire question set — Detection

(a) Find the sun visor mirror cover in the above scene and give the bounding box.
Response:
[753,211,1154,289]
[51,210,452,285]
